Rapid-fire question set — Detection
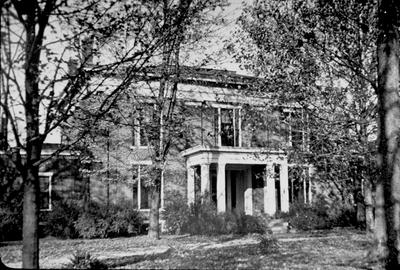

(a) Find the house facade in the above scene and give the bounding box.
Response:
[0,68,313,217]
[85,67,313,217]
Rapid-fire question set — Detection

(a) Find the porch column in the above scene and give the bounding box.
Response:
[187,166,195,205]
[244,167,253,215]
[280,162,289,212]
[264,164,276,215]
[217,163,226,212]
[200,163,210,197]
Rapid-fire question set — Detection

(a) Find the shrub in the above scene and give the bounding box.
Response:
[237,215,267,235]
[285,202,330,231]
[163,193,267,235]
[41,199,81,238]
[74,214,106,239]
[64,250,108,269]
[74,202,143,239]
[258,234,279,254]
[282,195,360,231]
[187,199,224,235]
[332,207,357,227]
[162,191,191,234]
[0,203,22,241]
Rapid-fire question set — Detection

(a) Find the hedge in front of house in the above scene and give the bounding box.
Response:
[42,199,144,239]
[162,192,268,235]
[278,195,358,231]
[0,202,23,241]
[74,202,144,239]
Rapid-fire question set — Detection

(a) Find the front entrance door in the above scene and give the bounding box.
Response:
[227,170,245,215]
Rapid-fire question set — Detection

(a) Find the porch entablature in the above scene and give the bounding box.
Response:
[181,145,287,167]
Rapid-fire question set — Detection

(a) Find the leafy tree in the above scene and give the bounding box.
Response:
[376,0,400,267]
[234,0,400,265]
[232,0,379,231]
[0,0,201,267]
[64,0,228,240]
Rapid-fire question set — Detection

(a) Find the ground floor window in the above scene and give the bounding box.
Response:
[288,165,311,204]
[131,165,161,210]
[39,172,53,211]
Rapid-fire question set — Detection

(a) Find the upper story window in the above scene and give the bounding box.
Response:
[215,107,241,147]
[39,172,53,211]
[132,104,154,147]
[283,109,308,151]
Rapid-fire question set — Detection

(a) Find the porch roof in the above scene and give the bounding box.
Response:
[181,145,287,167]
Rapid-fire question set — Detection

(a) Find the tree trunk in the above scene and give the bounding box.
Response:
[376,0,400,267]
[22,155,40,269]
[364,179,374,234]
[83,176,90,212]
[22,4,45,267]
[148,180,161,239]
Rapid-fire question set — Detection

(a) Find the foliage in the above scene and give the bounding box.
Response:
[258,233,279,255]
[236,214,267,235]
[41,199,81,239]
[74,202,143,239]
[286,201,332,231]
[232,0,379,233]
[0,202,23,241]
[162,191,191,234]
[283,196,358,231]
[64,250,108,269]
[0,159,23,241]
[162,193,267,235]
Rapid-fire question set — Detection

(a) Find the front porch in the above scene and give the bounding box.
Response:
[181,146,291,216]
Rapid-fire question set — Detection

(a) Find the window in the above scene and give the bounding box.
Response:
[39,172,53,211]
[132,104,154,147]
[131,164,160,210]
[214,107,241,147]
[283,109,307,150]
[288,166,311,204]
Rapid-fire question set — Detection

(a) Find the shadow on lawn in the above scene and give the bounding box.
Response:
[101,249,173,268]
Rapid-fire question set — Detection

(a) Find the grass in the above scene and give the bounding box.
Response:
[0,228,383,269]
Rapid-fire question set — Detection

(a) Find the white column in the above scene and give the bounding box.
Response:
[244,167,253,215]
[264,164,276,216]
[201,164,210,196]
[187,166,195,205]
[280,162,289,212]
[217,163,226,212]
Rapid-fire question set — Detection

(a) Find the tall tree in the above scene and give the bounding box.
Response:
[233,0,379,232]
[0,0,195,267]
[60,0,227,240]
[376,0,400,267]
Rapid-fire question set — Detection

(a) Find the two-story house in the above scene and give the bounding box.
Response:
[86,67,313,218]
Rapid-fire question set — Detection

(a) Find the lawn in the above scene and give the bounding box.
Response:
[0,228,383,269]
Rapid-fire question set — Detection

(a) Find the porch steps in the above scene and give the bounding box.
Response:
[267,219,289,234]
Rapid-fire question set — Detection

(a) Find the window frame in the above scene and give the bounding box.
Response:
[39,172,53,211]
[213,105,241,147]
[132,104,156,148]
[131,161,163,210]
[282,108,308,151]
